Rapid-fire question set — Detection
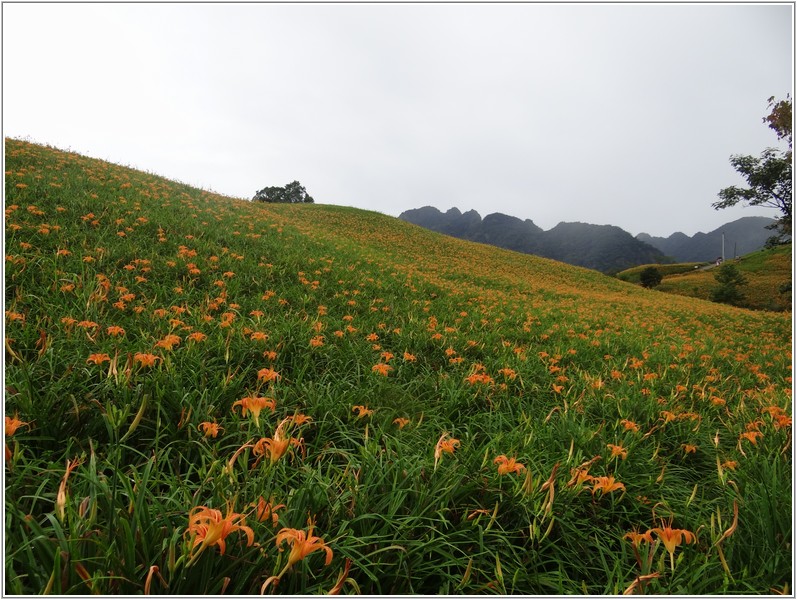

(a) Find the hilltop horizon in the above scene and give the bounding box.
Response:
[391,202,778,240]
[398,204,776,272]
[2,131,785,241]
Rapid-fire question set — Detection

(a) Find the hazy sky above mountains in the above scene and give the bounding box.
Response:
[3,3,792,237]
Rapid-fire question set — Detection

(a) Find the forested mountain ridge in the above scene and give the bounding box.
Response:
[400,208,778,273]
[636,216,777,262]
[399,206,669,273]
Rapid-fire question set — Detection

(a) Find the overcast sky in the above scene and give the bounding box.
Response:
[3,3,792,237]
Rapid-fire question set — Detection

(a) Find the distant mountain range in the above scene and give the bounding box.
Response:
[398,207,777,274]
[636,216,777,262]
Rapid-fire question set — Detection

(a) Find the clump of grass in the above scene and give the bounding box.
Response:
[4,138,792,594]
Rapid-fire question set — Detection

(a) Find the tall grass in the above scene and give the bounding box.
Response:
[4,138,792,594]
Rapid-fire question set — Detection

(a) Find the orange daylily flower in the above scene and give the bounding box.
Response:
[393,417,410,429]
[133,353,160,368]
[186,502,255,559]
[650,520,696,570]
[739,430,763,445]
[494,455,526,475]
[620,419,639,433]
[155,334,181,350]
[465,372,494,386]
[199,421,223,438]
[252,436,297,465]
[252,417,303,465]
[567,468,595,489]
[352,405,373,418]
[86,353,111,365]
[591,475,626,497]
[5,414,31,464]
[607,443,628,460]
[5,414,30,437]
[289,412,313,426]
[624,528,653,548]
[275,521,333,569]
[434,432,460,469]
[250,496,286,527]
[232,396,275,427]
[497,368,517,380]
[257,367,281,383]
[660,411,678,423]
[371,363,392,376]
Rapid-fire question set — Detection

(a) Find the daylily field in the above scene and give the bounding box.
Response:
[3,138,792,594]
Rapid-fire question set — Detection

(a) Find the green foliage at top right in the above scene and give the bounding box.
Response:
[714,96,792,244]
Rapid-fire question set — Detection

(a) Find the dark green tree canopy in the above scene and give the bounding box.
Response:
[253,180,314,204]
[714,96,792,244]
[639,266,663,289]
[710,263,748,306]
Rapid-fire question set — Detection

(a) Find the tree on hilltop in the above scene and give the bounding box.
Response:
[639,266,663,288]
[714,96,792,245]
[253,180,314,204]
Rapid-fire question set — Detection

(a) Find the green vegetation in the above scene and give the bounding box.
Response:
[4,138,792,594]
[656,245,792,312]
[616,262,707,284]
[253,180,315,204]
[714,96,792,244]
[710,264,748,306]
[639,266,663,289]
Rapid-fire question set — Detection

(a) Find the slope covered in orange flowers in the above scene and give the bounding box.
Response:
[4,138,791,594]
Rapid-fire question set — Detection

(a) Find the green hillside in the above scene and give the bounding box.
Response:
[617,246,792,312]
[616,262,709,283]
[4,139,792,594]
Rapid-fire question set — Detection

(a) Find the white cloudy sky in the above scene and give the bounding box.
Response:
[2,3,792,237]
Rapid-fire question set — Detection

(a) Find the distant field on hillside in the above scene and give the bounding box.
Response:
[616,262,709,283]
[656,246,791,312]
[615,246,792,312]
[4,139,792,595]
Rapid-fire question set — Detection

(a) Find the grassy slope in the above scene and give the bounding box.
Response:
[4,139,792,594]
[616,246,792,312]
[655,245,792,311]
[616,262,708,283]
